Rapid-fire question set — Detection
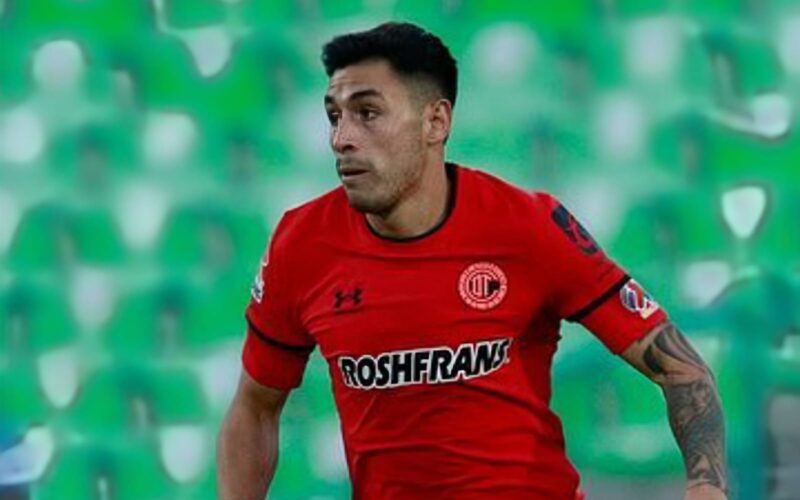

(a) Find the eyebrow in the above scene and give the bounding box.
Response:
[324,88,385,105]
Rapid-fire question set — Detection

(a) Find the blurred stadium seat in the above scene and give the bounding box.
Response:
[1,1,797,498]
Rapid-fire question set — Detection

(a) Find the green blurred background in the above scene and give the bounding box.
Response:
[1,0,799,499]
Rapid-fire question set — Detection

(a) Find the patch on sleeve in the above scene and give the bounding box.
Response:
[550,204,600,255]
[620,279,659,319]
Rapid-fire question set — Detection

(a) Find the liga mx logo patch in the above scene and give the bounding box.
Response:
[459,262,508,311]
[620,279,659,319]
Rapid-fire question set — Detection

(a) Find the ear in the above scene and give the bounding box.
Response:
[423,99,452,145]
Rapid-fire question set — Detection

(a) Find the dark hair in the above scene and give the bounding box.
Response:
[321,22,458,108]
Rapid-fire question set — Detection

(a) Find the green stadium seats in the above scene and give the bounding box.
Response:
[142,367,208,425]
[554,354,680,476]
[46,121,139,183]
[611,189,732,271]
[0,29,37,103]
[118,31,203,110]
[57,368,136,438]
[679,31,718,101]
[157,204,267,276]
[182,277,251,349]
[115,441,179,500]
[392,0,469,41]
[102,284,184,358]
[585,36,628,90]
[7,204,126,271]
[59,365,207,438]
[35,440,177,500]
[702,29,785,102]
[34,444,110,500]
[703,124,800,186]
[1,3,799,498]
[557,332,729,477]
[675,0,749,25]
[650,112,708,181]
[7,203,72,273]
[0,364,49,438]
[71,208,127,267]
[463,0,594,40]
[1,0,153,72]
[162,0,227,30]
[200,35,285,130]
[0,283,75,357]
[652,113,800,187]
[603,0,673,20]
[230,0,297,30]
[203,129,292,184]
[181,464,219,500]
[742,187,800,271]
[104,277,250,358]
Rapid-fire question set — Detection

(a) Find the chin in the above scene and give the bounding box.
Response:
[344,190,390,215]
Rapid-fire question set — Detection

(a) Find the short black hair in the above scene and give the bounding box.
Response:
[321,22,458,108]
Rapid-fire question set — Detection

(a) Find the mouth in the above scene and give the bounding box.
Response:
[337,160,370,180]
[339,168,368,180]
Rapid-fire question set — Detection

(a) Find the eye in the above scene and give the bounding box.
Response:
[326,110,340,126]
[359,108,378,121]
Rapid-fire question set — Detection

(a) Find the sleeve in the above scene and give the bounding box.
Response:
[531,192,667,354]
[241,214,316,390]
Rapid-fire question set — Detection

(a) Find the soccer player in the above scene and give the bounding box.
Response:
[217,22,727,500]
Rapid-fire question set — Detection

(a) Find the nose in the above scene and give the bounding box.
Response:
[331,114,357,154]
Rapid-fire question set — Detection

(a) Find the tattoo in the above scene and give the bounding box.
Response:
[643,324,727,492]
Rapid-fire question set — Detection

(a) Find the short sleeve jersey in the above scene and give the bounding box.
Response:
[243,164,667,500]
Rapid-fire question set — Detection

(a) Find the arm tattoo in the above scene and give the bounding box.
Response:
[643,323,727,492]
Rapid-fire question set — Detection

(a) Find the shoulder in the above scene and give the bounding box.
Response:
[459,165,559,220]
[270,186,348,252]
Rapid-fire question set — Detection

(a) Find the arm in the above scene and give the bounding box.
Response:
[620,320,728,500]
[217,369,290,500]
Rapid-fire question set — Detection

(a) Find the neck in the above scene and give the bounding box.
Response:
[366,159,450,240]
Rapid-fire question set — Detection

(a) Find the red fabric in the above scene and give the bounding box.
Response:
[242,165,666,499]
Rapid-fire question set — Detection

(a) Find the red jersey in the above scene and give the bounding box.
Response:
[243,164,666,499]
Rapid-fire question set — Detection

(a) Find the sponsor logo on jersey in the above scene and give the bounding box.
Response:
[338,337,513,390]
[251,258,267,303]
[459,262,508,310]
[333,287,362,312]
[550,204,599,255]
[620,279,659,319]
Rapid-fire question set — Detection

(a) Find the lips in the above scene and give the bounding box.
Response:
[340,168,367,179]
[337,160,370,179]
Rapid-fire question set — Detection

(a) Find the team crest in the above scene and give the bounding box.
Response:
[620,279,659,319]
[459,262,508,311]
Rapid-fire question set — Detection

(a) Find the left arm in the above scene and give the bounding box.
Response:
[620,320,728,500]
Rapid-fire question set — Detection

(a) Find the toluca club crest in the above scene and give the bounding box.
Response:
[459,262,508,311]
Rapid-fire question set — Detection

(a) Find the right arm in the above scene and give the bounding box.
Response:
[217,369,290,500]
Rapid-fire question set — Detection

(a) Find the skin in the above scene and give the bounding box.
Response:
[218,57,728,499]
[621,321,728,500]
[217,371,287,500]
[324,58,453,238]
[217,58,453,499]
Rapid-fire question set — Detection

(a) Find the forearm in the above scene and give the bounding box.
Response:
[217,402,280,500]
[623,321,728,496]
[662,370,727,492]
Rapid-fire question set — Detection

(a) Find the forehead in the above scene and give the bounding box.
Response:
[325,59,410,104]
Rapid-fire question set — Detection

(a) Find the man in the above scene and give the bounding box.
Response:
[217,22,727,500]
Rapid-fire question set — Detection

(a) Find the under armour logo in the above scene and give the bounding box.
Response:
[334,287,363,312]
